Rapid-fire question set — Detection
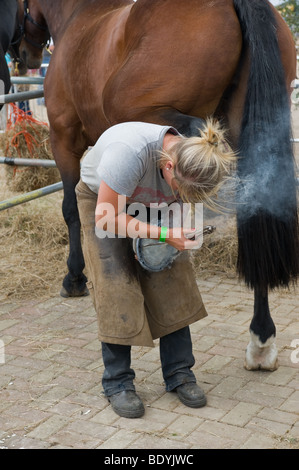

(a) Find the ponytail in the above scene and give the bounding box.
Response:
[200,119,223,147]
[160,118,237,210]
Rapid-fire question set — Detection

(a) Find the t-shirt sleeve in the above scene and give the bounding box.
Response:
[96,142,147,197]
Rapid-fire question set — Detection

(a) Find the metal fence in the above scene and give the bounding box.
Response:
[0,71,62,211]
[0,71,49,130]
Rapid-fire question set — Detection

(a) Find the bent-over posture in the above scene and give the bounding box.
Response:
[76,120,235,418]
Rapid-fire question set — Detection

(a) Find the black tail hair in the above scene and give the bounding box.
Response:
[233,0,299,290]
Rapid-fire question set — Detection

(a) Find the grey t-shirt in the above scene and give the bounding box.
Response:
[81,121,179,207]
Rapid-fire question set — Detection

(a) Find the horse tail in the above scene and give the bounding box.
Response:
[232,0,299,291]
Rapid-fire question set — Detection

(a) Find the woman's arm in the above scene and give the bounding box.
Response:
[95,181,201,251]
[95,181,159,239]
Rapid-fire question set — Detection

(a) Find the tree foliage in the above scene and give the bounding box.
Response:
[276,1,299,37]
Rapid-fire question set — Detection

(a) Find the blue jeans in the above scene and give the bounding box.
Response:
[102,326,196,396]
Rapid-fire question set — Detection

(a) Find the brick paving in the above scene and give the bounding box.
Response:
[0,275,298,449]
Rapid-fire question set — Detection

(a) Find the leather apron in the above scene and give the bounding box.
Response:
[75,180,207,347]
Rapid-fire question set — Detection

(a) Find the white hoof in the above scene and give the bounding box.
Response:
[245,331,278,371]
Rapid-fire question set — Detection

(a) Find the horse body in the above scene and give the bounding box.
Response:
[46,0,243,141]
[19,0,298,371]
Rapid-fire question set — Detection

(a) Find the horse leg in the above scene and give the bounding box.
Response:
[125,108,206,138]
[50,127,88,298]
[245,287,278,371]
[154,109,206,137]
[60,175,88,298]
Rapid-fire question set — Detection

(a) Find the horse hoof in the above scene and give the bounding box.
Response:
[244,332,278,371]
[60,286,90,298]
[60,273,89,298]
[244,358,279,372]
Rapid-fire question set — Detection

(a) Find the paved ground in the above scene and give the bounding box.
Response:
[0,275,298,450]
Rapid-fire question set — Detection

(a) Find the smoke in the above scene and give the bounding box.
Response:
[235,113,297,223]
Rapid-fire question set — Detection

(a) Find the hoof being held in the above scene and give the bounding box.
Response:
[244,331,278,371]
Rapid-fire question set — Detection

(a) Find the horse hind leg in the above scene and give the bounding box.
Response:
[154,110,206,137]
[245,287,278,371]
[127,108,207,138]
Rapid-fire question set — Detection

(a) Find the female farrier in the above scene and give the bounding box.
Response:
[75,120,235,418]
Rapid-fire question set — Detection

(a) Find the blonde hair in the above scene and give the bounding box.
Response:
[159,119,237,210]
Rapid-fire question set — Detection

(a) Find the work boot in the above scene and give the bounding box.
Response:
[108,390,145,418]
[175,382,207,408]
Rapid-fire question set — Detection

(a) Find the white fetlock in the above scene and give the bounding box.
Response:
[244,331,278,371]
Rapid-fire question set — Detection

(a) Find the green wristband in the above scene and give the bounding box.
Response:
[159,226,168,242]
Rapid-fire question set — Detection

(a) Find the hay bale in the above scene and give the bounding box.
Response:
[0,104,60,192]
[0,190,68,300]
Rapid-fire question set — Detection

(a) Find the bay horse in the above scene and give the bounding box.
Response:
[18,0,298,371]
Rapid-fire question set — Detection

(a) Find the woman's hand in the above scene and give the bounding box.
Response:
[165,227,202,251]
